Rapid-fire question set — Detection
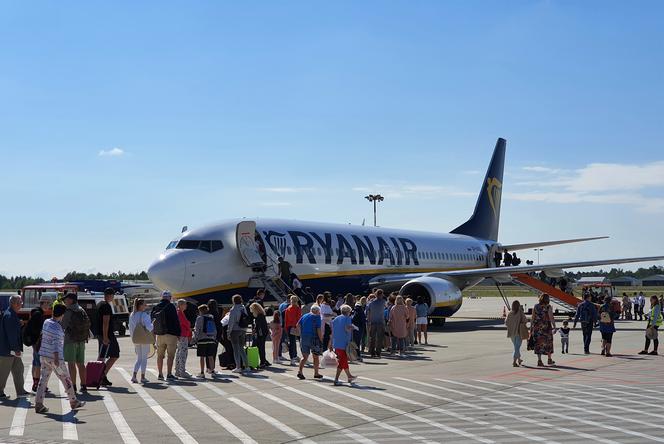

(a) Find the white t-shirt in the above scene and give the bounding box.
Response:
[292,278,302,290]
[320,303,334,326]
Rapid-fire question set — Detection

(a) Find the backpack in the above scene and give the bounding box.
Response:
[239,310,250,329]
[22,323,33,347]
[153,305,168,335]
[599,306,612,324]
[202,315,217,336]
[67,309,92,342]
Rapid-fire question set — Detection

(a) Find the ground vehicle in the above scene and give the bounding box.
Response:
[581,283,621,314]
[20,283,130,336]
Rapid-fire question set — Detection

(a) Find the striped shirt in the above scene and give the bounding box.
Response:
[39,318,65,359]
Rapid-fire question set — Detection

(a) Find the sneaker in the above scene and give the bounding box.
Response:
[297,373,305,380]
[166,374,177,381]
[157,374,165,381]
[141,377,150,384]
[101,377,112,387]
[648,351,658,355]
[605,353,613,357]
[232,368,242,374]
[290,359,298,366]
[70,400,86,410]
[31,382,38,392]
[80,386,87,393]
[131,377,138,383]
[197,373,206,379]
[313,374,324,379]
[348,376,357,384]
[16,391,31,397]
[0,391,7,399]
[333,380,343,386]
[638,350,649,355]
[35,403,48,414]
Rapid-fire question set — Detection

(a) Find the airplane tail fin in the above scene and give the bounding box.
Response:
[450,138,506,241]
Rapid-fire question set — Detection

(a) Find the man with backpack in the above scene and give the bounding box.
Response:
[573,292,598,354]
[151,291,181,381]
[61,292,91,393]
[24,298,50,392]
[97,288,120,386]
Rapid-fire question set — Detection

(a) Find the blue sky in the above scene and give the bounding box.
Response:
[1,1,663,277]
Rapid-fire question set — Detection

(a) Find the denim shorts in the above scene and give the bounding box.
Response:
[32,348,41,367]
[300,335,313,355]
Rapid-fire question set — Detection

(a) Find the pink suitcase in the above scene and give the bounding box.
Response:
[85,345,108,389]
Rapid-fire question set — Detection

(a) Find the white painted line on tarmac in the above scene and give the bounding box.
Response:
[279,374,438,444]
[473,380,664,443]
[528,381,662,410]
[232,378,374,444]
[560,382,664,402]
[611,383,663,395]
[101,390,140,444]
[58,380,77,441]
[116,368,197,444]
[9,364,32,436]
[227,396,316,444]
[432,379,619,444]
[477,379,664,425]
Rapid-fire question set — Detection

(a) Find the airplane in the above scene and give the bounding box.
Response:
[147,138,664,325]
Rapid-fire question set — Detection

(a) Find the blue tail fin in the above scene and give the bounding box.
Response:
[450,138,506,241]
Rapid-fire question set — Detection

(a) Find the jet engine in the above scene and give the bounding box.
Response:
[399,276,463,314]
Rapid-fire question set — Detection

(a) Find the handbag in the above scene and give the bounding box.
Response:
[646,326,657,340]
[526,334,535,351]
[132,323,155,345]
[519,323,530,340]
[290,325,301,337]
[346,341,359,362]
[311,336,322,356]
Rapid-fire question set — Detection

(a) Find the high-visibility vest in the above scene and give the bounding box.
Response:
[650,306,663,327]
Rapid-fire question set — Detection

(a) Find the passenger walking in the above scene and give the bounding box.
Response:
[639,296,662,355]
[284,295,302,365]
[34,304,85,414]
[598,295,617,357]
[389,296,409,356]
[128,298,154,384]
[366,290,386,358]
[61,292,91,393]
[560,320,570,354]
[331,304,357,386]
[97,288,120,386]
[25,298,49,392]
[228,294,250,373]
[0,295,28,398]
[297,304,323,380]
[531,293,557,366]
[415,296,429,345]
[175,300,192,378]
[573,292,598,354]
[504,300,528,367]
[405,298,417,349]
[250,303,271,367]
[207,299,222,375]
[193,305,218,378]
[151,291,181,381]
[270,311,283,364]
[351,301,366,361]
[319,292,334,350]
[277,298,289,360]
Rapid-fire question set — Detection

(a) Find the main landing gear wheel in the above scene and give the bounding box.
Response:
[431,317,446,327]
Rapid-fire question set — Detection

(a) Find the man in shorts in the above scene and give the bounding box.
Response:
[97,288,120,386]
[62,292,90,392]
[151,291,181,380]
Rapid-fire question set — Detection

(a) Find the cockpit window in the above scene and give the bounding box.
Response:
[175,239,224,253]
[166,241,178,250]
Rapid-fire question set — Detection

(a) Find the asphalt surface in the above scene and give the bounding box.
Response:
[1,297,662,444]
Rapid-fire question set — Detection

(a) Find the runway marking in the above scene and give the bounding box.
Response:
[101,390,140,444]
[529,381,663,409]
[58,380,77,441]
[473,380,664,443]
[610,383,664,395]
[478,379,664,423]
[245,379,375,444]
[361,376,483,409]
[279,374,438,444]
[432,379,619,444]
[9,364,32,437]
[116,368,197,444]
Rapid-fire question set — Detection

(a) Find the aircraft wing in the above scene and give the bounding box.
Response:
[499,236,609,252]
[368,255,664,288]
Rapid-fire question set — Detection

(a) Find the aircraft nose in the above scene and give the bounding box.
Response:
[147,253,185,292]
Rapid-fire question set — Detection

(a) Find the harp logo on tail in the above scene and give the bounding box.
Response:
[486,177,502,219]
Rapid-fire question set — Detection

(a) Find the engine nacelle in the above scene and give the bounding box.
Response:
[399,276,463,314]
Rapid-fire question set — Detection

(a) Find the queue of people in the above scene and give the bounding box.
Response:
[506,291,663,366]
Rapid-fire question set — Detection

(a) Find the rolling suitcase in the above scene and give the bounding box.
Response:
[85,345,108,389]
[245,346,259,369]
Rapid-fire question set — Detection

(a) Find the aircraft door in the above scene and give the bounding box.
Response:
[487,243,502,268]
[236,221,266,268]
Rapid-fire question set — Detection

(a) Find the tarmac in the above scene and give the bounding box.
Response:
[1,297,662,444]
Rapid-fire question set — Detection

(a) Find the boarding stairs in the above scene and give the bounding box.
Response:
[247,272,291,304]
[512,273,582,312]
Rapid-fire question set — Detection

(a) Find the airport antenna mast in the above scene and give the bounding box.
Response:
[364,194,384,227]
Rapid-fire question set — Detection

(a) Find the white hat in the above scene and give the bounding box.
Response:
[161,291,172,299]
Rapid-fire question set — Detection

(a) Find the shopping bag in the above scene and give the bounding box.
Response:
[321,350,337,367]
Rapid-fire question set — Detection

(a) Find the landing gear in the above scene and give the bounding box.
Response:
[430,317,446,328]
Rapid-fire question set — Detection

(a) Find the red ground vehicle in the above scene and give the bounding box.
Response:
[19,283,79,320]
[581,283,621,315]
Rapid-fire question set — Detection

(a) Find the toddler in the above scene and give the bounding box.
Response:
[560,320,570,354]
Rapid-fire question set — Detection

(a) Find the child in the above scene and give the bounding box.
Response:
[193,304,218,378]
[270,310,283,364]
[560,320,570,354]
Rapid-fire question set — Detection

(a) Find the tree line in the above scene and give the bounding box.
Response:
[565,265,664,280]
[0,271,149,290]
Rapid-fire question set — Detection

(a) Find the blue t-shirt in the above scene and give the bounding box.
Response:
[332,314,352,349]
[298,312,321,337]
[279,301,289,325]
[416,303,429,318]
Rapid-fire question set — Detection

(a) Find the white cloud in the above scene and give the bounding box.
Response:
[565,162,664,192]
[98,147,125,157]
[352,183,474,200]
[259,202,293,207]
[522,165,561,174]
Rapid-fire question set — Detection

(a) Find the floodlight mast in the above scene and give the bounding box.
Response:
[364,194,384,227]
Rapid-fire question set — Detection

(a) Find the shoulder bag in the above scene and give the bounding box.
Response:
[132,315,155,345]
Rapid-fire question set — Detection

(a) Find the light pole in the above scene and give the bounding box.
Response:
[534,248,543,265]
[365,194,384,227]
